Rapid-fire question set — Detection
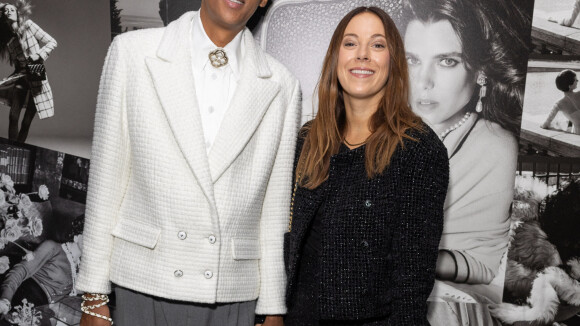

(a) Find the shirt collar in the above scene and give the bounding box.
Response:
[191,11,244,78]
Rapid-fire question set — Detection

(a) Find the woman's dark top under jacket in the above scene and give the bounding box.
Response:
[284,123,450,326]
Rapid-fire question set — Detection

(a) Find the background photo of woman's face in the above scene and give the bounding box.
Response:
[405,19,477,128]
[2,5,17,23]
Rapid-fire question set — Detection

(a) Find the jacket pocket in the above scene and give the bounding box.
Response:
[111,218,161,249]
[231,238,261,260]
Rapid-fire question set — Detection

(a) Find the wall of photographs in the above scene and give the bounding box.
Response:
[0,0,578,325]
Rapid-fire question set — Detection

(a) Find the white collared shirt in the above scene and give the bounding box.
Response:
[190,12,244,153]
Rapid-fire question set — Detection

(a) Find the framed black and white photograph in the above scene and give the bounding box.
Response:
[518,0,580,153]
[0,138,89,326]
[0,0,110,158]
[489,1,580,325]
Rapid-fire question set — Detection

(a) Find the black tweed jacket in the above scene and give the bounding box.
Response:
[284,123,449,325]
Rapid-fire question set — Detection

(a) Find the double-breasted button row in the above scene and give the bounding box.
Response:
[174,270,216,278]
[174,270,215,279]
[204,236,216,279]
[177,231,217,244]
[173,232,216,280]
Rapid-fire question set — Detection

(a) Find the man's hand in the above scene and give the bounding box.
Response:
[28,54,40,62]
[256,315,284,326]
[0,298,10,315]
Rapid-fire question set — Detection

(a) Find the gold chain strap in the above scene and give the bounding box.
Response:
[288,175,300,232]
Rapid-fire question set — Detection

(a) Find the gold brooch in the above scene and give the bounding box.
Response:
[209,49,228,68]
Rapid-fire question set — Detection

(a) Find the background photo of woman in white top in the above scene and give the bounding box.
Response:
[540,69,580,135]
[402,0,533,324]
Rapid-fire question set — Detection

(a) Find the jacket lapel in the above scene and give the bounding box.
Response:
[208,31,280,182]
[145,12,215,206]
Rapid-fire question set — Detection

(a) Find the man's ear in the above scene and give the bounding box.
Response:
[259,0,268,8]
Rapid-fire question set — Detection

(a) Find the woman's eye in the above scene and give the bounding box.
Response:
[344,42,356,47]
[439,58,459,67]
[406,56,419,65]
[372,43,386,49]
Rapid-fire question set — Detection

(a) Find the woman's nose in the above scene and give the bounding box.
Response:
[356,46,369,61]
[417,66,435,90]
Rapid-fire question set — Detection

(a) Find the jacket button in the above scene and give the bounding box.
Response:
[177,231,187,240]
[208,235,216,244]
[174,270,183,277]
[364,199,372,208]
[362,240,369,248]
[204,270,213,279]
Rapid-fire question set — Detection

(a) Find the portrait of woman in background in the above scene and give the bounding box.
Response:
[0,0,56,143]
[403,0,532,324]
[284,6,449,326]
[540,69,580,135]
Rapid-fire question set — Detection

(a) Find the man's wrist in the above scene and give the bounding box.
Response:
[255,314,266,324]
[255,314,283,324]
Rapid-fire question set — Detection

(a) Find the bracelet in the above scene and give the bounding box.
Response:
[82,294,109,310]
[81,294,113,325]
[455,251,471,283]
[82,293,109,301]
[440,249,458,281]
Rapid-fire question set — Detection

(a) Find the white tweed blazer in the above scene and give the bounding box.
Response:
[76,12,301,315]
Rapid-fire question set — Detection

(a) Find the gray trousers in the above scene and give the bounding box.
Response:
[114,286,257,326]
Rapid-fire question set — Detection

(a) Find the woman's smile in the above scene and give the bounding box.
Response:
[349,67,375,77]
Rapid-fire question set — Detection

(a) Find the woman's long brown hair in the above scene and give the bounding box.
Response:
[297,6,423,189]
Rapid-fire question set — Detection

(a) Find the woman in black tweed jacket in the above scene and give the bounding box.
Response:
[284,7,449,326]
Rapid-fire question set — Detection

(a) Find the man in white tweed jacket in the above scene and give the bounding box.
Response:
[76,0,300,325]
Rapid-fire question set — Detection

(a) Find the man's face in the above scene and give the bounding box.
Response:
[200,0,268,33]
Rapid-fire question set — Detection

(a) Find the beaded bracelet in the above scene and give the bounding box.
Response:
[81,294,113,325]
[82,293,109,301]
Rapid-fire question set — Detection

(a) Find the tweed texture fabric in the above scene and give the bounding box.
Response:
[285,124,449,325]
[76,12,301,315]
[7,20,56,119]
